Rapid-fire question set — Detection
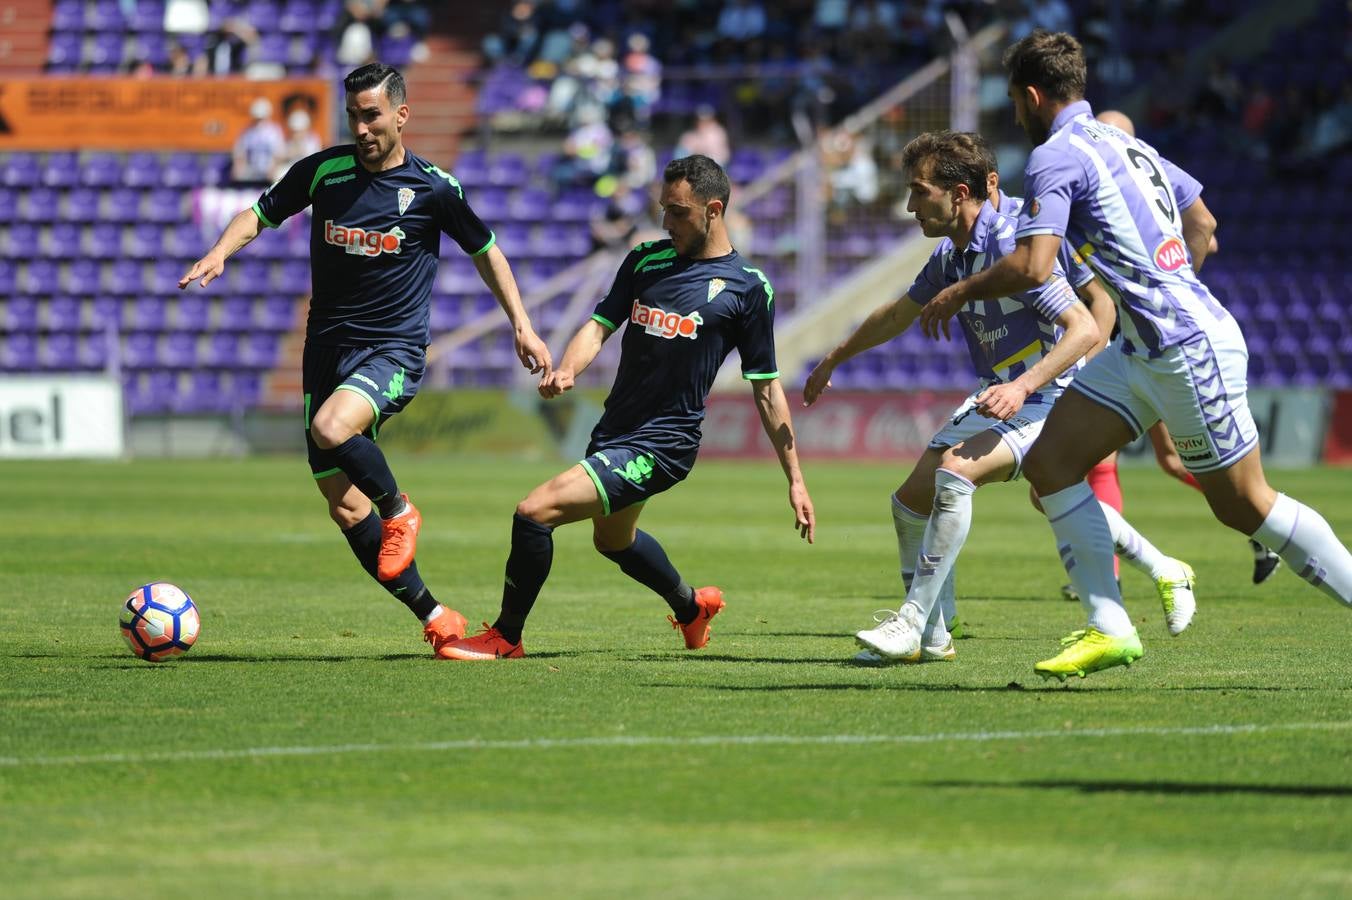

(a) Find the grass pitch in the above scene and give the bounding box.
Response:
[3,456,1351,898]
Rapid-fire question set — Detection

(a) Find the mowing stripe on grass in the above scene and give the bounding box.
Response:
[4,720,1350,768]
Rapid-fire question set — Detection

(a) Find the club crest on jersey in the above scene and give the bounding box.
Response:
[397,187,414,216]
[707,278,726,303]
[1153,236,1187,272]
[631,299,702,340]
[324,220,406,257]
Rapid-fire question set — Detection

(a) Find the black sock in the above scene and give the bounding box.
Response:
[343,511,438,620]
[332,435,404,518]
[494,513,553,644]
[600,530,697,623]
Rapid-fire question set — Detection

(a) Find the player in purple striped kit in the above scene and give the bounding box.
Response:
[804,130,1193,664]
[918,31,1352,680]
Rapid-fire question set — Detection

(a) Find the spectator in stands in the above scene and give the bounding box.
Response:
[273,108,324,181]
[589,177,642,251]
[232,97,286,184]
[612,127,656,190]
[717,0,769,44]
[336,0,388,67]
[482,1,541,67]
[676,106,731,166]
[384,0,432,63]
[822,129,879,218]
[166,39,208,76]
[551,104,614,193]
[617,33,661,127]
[163,0,208,37]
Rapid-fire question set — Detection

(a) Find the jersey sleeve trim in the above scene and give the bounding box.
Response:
[309,155,357,197]
[251,202,278,229]
[471,232,496,256]
[591,313,617,331]
[742,371,780,380]
[742,265,775,308]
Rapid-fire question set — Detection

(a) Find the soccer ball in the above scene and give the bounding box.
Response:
[119,582,201,662]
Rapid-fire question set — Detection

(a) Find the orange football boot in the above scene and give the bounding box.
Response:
[669,586,725,649]
[436,624,525,660]
[377,493,421,581]
[422,606,468,656]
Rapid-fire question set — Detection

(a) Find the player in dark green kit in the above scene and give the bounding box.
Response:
[179,63,551,655]
[439,155,816,660]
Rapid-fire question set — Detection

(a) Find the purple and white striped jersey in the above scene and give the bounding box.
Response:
[996,189,1095,290]
[1014,100,1228,356]
[909,200,1080,392]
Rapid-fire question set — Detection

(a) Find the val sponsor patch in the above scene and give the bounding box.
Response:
[1153,236,1188,272]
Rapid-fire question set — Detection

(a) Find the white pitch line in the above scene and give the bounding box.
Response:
[3,721,1350,769]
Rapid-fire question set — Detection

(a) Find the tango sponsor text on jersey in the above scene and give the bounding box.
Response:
[589,240,778,449]
[1014,100,1228,356]
[909,202,1078,393]
[253,145,495,346]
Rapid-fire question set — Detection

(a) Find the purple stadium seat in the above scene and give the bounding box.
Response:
[128,296,166,330]
[6,223,41,259]
[46,32,83,71]
[250,32,290,65]
[259,295,298,330]
[208,0,250,29]
[124,331,159,366]
[0,189,15,221]
[20,187,60,223]
[122,152,164,189]
[162,331,197,367]
[90,295,122,329]
[129,370,178,414]
[129,31,170,67]
[78,331,112,369]
[232,371,263,406]
[86,0,127,30]
[286,32,321,71]
[204,331,241,367]
[165,224,204,260]
[175,370,227,414]
[44,221,82,259]
[20,259,59,295]
[6,294,38,331]
[39,332,79,371]
[50,0,84,30]
[126,223,165,260]
[59,187,101,223]
[274,259,309,293]
[127,0,167,30]
[87,33,128,72]
[143,187,186,224]
[172,294,210,331]
[280,0,319,32]
[104,186,142,222]
[46,295,84,331]
[451,150,489,187]
[0,259,17,297]
[242,332,279,367]
[1,153,40,188]
[506,187,549,222]
[379,33,417,67]
[85,222,124,260]
[109,259,146,295]
[219,296,255,330]
[61,257,102,294]
[159,154,204,189]
[79,153,123,188]
[3,332,39,372]
[151,257,186,292]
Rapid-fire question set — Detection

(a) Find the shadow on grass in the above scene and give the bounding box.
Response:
[920,778,1352,798]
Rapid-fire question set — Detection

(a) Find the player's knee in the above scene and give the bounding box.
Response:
[515,496,551,524]
[310,411,355,450]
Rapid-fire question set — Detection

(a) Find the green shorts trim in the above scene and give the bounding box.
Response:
[743,371,780,380]
[334,383,382,438]
[312,466,342,480]
[578,458,610,516]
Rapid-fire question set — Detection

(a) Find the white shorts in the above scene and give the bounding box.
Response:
[928,389,1057,481]
[1068,315,1259,473]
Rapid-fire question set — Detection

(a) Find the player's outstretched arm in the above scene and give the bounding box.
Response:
[1180,196,1217,273]
[1075,276,1116,360]
[752,378,815,544]
[974,297,1098,421]
[803,295,921,406]
[472,244,552,376]
[918,233,1062,339]
[178,208,265,289]
[538,318,609,399]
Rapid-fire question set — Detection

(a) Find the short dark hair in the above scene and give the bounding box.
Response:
[1002,30,1086,102]
[344,62,407,106]
[901,130,990,201]
[663,154,731,208]
[966,131,999,179]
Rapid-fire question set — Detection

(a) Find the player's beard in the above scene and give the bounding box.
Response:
[679,221,710,257]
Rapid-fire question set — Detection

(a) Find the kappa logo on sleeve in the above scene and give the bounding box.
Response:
[631,299,702,339]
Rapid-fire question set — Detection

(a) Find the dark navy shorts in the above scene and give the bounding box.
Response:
[303,342,425,478]
[579,437,699,516]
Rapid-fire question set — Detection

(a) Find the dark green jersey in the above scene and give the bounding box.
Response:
[589,239,778,449]
[254,145,495,347]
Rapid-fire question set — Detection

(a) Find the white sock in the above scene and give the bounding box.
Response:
[939,570,958,626]
[904,468,977,623]
[1099,501,1184,581]
[1252,493,1352,606]
[422,605,443,625]
[892,493,927,593]
[923,603,948,646]
[1041,482,1134,636]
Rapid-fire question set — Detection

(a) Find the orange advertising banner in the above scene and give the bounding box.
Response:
[0,78,333,151]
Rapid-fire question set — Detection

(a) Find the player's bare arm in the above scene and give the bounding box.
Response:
[918,233,1062,339]
[472,244,552,376]
[1180,196,1217,273]
[803,295,922,406]
[539,318,610,399]
[178,207,265,289]
[1074,276,1116,360]
[752,378,816,543]
[975,298,1098,421]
